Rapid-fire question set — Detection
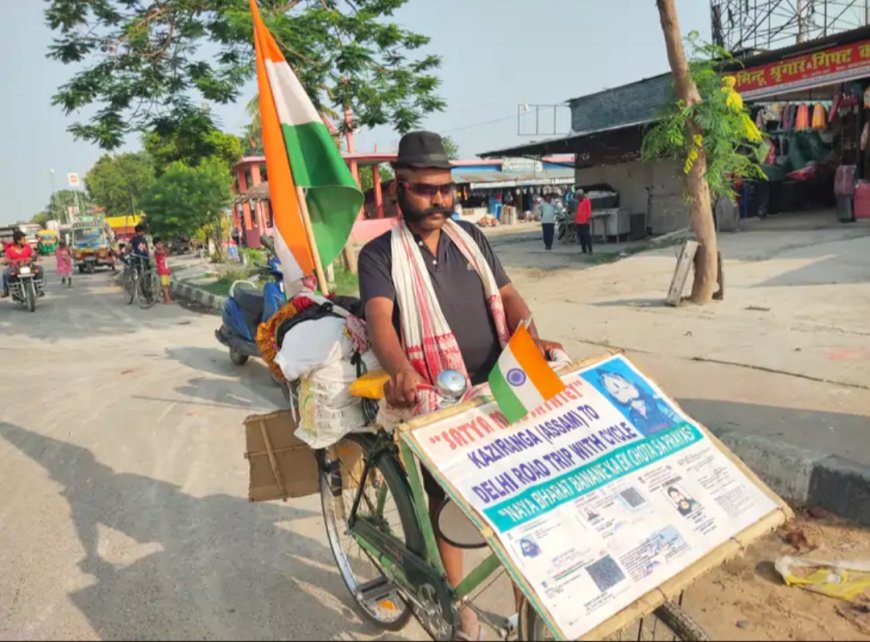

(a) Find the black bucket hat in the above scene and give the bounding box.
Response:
[393,131,452,170]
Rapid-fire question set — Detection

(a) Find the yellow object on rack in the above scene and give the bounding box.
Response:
[348,369,390,400]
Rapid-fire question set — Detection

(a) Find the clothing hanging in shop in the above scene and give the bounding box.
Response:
[811,103,826,130]
[794,104,810,130]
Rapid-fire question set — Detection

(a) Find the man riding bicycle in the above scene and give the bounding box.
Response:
[358,130,562,640]
[125,223,152,274]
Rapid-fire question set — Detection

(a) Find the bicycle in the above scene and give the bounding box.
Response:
[119,254,158,309]
[136,264,160,309]
[317,371,708,641]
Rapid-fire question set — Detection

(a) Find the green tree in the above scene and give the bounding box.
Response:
[46,0,445,150]
[642,26,764,303]
[357,165,394,192]
[143,120,244,173]
[243,95,264,155]
[45,190,93,224]
[441,135,460,160]
[85,152,156,216]
[31,211,51,227]
[142,157,233,256]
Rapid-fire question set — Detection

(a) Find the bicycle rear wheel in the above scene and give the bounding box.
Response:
[319,434,423,631]
[518,597,708,641]
[137,271,159,309]
[122,270,136,304]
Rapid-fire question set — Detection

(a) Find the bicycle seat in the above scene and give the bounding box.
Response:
[349,369,390,400]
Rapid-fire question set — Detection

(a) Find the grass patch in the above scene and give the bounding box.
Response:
[241,248,266,266]
[331,264,359,296]
[575,241,656,266]
[197,277,241,296]
[191,263,360,298]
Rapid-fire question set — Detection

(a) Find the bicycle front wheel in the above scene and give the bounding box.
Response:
[137,271,159,309]
[518,597,708,641]
[319,434,423,632]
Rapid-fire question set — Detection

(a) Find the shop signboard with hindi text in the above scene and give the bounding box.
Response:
[734,39,870,99]
[401,354,789,639]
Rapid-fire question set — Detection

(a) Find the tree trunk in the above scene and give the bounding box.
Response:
[655,0,719,304]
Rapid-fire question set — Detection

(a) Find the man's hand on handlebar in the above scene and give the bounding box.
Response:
[536,338,565,360]
[384,367,425,408]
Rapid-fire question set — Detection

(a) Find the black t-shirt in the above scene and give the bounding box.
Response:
[358,221,510,384]
[129,234,149,257]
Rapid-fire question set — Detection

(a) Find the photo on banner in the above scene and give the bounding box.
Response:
[580,357,684,437]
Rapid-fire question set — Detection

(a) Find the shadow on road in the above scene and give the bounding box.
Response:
[164,346,287,409]
[0,422,387,640]
[165,345,268,379]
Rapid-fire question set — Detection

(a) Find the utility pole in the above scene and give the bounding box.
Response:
[49,169,58,222]
[341,105,359,274]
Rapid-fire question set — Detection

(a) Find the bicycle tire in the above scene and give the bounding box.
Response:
[319,434,424,632]
[124,272,136,305]
[518,598,708,641]
[137,271,158,309]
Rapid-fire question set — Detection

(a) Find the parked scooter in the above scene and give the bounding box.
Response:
[7,260,45,313]
[214,236,285,365]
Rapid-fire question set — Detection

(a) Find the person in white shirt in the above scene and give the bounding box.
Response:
[538,193,557,250]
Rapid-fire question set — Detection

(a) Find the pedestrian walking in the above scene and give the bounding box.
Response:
[538,192,557,250]
[574,189,593,254]
[153,238,172,304]
[55,238,74,287]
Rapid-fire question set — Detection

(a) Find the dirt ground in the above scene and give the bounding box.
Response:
[685,513,870,641]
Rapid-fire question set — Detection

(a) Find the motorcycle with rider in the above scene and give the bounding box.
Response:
[2,229,46,312]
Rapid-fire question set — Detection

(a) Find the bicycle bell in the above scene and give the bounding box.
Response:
[436,369,467,401]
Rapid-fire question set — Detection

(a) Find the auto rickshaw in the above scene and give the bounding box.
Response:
[71,220,115,273]
[37,229,59,255]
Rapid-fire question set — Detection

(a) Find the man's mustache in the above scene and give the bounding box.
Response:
[405,205,452,219]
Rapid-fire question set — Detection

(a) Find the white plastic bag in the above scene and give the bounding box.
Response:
[295,350,379,448]
[275,316,351,381]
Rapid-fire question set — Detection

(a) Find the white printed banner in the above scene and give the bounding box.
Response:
[406,354,780,639]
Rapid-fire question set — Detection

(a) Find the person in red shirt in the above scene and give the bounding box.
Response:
[574,188,593,254]
[153,238,172,304]
[2,230,45,297]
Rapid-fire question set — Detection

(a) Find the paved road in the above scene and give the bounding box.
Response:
[0,273,420,640]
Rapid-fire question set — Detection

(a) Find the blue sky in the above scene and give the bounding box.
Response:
[0,0,709,223]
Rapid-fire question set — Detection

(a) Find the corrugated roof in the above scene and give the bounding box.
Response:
[568,73,672,135]
[454,168,574,188]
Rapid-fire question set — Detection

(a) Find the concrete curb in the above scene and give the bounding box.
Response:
[710,427,870,526]
[169,278,226,312]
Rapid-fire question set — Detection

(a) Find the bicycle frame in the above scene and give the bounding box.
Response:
[340,431,514,637]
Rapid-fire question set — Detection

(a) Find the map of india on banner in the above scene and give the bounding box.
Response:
[407,354,782,639]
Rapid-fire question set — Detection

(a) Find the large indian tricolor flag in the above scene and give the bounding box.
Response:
[488,324,566,423]
[250,0,362,292]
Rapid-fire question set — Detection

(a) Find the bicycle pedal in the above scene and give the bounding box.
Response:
[355,576,398,605]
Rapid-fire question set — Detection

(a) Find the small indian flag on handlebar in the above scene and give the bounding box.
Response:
[488,322,565,423]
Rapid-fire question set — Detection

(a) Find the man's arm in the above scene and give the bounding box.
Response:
[358,240,425,407]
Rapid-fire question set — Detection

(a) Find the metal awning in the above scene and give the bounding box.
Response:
[480,125,646,167]
[454,168,574,189]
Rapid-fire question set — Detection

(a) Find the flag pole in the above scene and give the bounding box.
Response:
[296,186,330,294]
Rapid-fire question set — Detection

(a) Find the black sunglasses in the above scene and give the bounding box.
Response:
[400,181,455,198]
